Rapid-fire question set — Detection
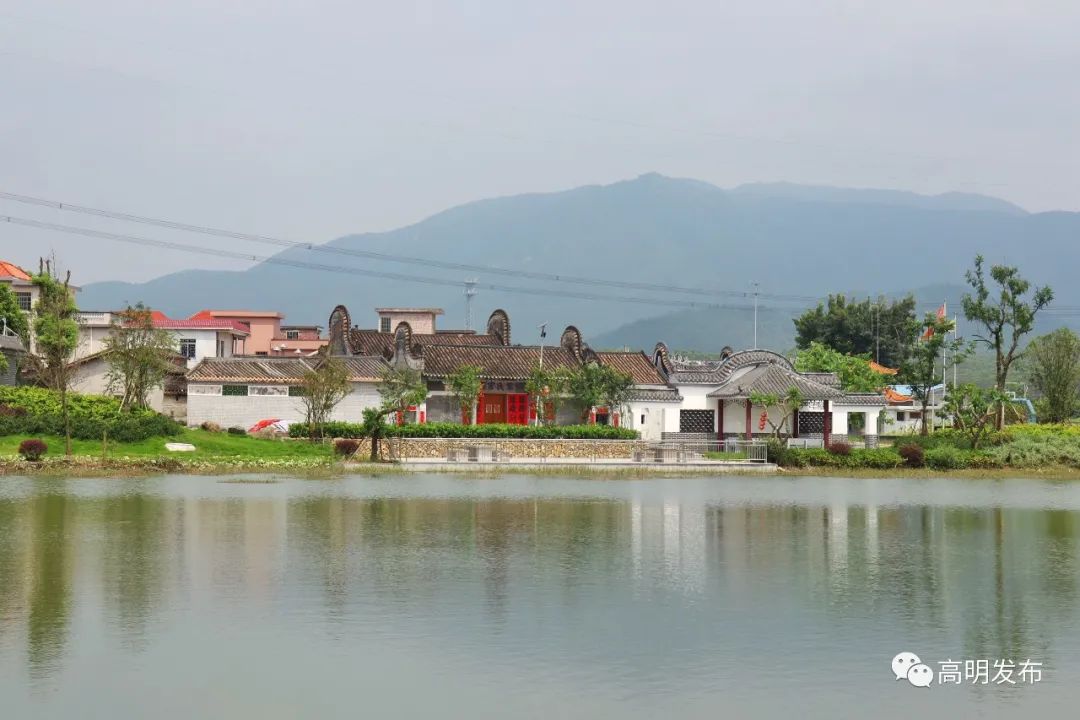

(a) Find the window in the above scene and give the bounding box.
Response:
[896,412,906,421]
[255,351,267,356]
[249,385,288,396]
[222,385,248,396]
[179,339,196,359]
[217,339,226,357]
[380,317,391,333]
[641,414,646,425]
[288,386,306,397]
[285,330,300,340]
[16,292,32,311]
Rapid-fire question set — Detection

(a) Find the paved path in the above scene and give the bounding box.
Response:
[394,458,777,473]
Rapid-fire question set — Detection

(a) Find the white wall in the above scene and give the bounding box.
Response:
[186,381,380,429]
[624,402,679,441]
[70,357,164,411]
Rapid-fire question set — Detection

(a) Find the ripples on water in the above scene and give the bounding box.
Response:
[1,474,1079,719]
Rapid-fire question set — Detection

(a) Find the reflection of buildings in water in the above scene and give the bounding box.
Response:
[629,498,706,595]
[181,496,288,604]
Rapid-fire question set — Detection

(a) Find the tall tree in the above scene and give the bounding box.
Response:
[377,365,428,420]
[793,341,887,392]
[1023,328,1080,423]
[793,294,918,368]
[898,314,969,435]
[962,255,1053,429]
[104,303,179,410]
[447,365,483,425]
[31,259,79,455]
[524,365,571,425]
[298,356,350,439]
[567,363,633,423]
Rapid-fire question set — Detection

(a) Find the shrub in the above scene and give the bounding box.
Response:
[0,404,27,417]
[828,441,852,456]
[925,446,968,470]
[288,421,639,441]
[18,438,47,461]
[200,421,223,433]
[227,426,247,436]
[333,438,361,457]
[765,437,788,465]
[0,387,181,441]
[898,443,925,468]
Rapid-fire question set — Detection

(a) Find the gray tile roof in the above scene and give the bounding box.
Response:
[706,362,845,401]
[837,393,887,406]
[625,388,683,403]
[187,355,387,383]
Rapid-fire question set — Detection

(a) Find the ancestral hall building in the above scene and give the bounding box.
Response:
[185,304,884,445]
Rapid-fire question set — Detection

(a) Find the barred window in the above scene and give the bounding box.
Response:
[16,292,32,311]
[249,385,288,396]
[179,339,196,359]
[222,385,248,396]
[288,386,306,397]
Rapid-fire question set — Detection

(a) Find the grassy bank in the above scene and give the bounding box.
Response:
[0,428,333,460]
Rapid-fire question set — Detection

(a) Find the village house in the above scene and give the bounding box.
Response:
[185,356,386,429]
[328,305,681,439]
[271,325,327,356]
[651,343,886,446]
[1,259,81,355]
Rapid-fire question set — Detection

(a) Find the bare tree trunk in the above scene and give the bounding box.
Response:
[61,385,72,455]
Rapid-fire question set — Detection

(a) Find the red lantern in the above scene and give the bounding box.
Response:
[758,411,767,431]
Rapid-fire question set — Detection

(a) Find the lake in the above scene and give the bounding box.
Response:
[1,473,1079,718]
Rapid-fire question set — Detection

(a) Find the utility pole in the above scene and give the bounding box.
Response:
[752,281,760,349]
[463,279,478,330]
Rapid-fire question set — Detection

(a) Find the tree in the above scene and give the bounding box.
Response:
[793,341,887,392]
[962,255,1053,429]
[793,294,919,368]
[567,362,634,423]
[1023,328,1080,423]
[103,303,179,410]
[943,384,1007,449]
[749,388,803,438]
[898,314,969,435]
[31,259,78,455]
[447,365,483,424]
[298,356,350,439]
[377,365,428,420]
[524,365,570,425]
[359,406,390,462]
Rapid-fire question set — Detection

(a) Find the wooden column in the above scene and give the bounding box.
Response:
[793,408,800,438]
[744,398,752,440]
[717,399,724,439]
[823,399,832,449]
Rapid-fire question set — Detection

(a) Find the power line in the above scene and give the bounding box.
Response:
[0,190,817,303]
[0,215,817,314]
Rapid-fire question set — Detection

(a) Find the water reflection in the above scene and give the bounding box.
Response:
[0,476,1078,717]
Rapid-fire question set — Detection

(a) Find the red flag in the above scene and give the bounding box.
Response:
[921,303,946,340]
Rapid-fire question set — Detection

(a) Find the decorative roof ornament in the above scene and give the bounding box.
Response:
[653,342,673,376]
[560,325,583,361]
[486,309,511,346]
[328,305,352,355]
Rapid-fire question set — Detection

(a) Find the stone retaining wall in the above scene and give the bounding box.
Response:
[333,437,649,461]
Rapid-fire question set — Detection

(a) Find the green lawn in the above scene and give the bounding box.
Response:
[0,429,334,461]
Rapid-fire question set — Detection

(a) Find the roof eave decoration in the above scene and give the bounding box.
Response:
[486,309,511,346]
[328,304,352,355]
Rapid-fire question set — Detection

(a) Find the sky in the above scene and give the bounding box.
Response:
[1,0,1079,284]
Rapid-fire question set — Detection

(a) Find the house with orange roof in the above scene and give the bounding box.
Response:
[1,259,83,355]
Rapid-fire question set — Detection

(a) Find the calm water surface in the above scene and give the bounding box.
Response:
[2,473,1079,719]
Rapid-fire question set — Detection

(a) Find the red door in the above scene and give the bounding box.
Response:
[506,394,529,425]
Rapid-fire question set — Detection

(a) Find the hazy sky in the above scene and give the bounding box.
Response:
[2,0,1078,283]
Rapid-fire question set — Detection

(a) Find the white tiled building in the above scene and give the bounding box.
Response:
[185,356,387,429]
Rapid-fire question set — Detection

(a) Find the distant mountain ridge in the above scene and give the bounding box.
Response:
[78,174,1077,352]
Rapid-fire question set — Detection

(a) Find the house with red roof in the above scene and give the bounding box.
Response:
[0,260,40,354]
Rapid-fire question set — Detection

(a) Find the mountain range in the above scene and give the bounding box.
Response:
[79,173,1078,353]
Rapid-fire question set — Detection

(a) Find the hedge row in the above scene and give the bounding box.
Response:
[0,386,182,442]
[289,421,639,440]
[0,412,181,442]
